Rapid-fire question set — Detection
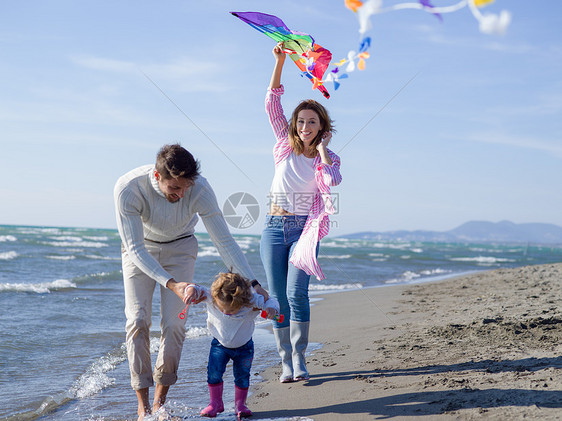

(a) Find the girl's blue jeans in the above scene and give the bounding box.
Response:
[207,338,254,389]
[260,215,317,328]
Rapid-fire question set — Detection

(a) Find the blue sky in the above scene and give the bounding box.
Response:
[1,0,561,236]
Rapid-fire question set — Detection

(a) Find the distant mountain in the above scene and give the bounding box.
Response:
[342,220,562,244]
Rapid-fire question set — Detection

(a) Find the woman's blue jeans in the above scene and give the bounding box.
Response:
[260,215,318,328]
[207,338,254,389]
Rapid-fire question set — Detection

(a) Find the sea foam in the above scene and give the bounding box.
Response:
[46,255,76,261]
[310,282,363,291]
[0,251,18,260]
[450,256,516,264]
[69,343,127,399]
[0,279,76,293]
[42,240,108,248]
[198,247,220,257]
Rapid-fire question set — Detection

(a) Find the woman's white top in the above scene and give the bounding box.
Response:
[269,153,319,215]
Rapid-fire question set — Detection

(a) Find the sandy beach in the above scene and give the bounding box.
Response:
[248,263,562,420]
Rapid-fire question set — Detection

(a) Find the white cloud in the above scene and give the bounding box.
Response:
[465,131,562,157]
[71,55,136,73]
[70,54,229,93]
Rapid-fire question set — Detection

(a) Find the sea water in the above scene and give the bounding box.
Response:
[1,224,561,420]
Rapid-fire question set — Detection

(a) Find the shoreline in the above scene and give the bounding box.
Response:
[248,263,562,420]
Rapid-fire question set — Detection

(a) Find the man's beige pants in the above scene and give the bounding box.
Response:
[122,236,198,390]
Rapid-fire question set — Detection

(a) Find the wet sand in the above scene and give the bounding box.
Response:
[248,263,562,420]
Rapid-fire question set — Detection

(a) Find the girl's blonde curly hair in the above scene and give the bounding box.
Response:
[211,272,253,312]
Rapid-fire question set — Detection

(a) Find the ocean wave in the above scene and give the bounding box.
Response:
[450,256,516,264]
[319,254,353,259]
[385,268,452,285]
[0,279,76,293]
[0,251,18,260]
[233,236,258,250]
[420,268,451,276]
[320,240,346,248]
[0,235,17,242]
[198,247,220,258]
[321,239,363,249]
[46,255,76,261]
[41,240,108,248]
[47,335,149,411]
[84,254,121,261]
[369,252,388,262]
[16,227,61,234]
[75,271,122,283]
[371,242,412,250]
[310,283,363,291]
[386,270,422,284]
[69,343,127,399]
[186,326,210,338]
[83,236,111,241]
[50,236,83,242]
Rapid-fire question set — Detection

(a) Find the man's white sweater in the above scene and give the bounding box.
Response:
[114,165,255,286]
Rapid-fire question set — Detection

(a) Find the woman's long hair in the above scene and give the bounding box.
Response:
[288,100,335,157]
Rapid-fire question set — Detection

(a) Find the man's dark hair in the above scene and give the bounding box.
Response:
[155,144,200,180]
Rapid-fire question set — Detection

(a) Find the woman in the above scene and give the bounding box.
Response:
[260,42,342,383]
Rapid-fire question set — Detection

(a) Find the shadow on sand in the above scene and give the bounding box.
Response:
[252,356,562,419]
[253,388,562,419]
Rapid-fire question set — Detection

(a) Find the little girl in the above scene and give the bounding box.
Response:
[188,272,279,419]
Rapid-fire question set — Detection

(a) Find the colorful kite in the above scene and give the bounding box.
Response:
[232,2,511,96]
[231,11,332,99]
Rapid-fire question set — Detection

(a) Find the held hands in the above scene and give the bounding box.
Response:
[253,284,270,301]
[262,307,280,320]
[184,284,206,304]
[167,279,205,305]
[263,307,279,319]
[261,309,284,323]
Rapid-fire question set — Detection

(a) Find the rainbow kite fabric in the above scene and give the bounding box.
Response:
[231,11,332,99]
[231,2,511,96]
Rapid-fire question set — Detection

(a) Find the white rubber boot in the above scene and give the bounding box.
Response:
[273,326,293,383]
[290,321,310,381]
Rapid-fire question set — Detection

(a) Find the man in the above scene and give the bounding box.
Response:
[114,144,267,420]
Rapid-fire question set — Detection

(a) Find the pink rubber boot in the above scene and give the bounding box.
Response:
[234,386,252,419]
[201,382,224,417]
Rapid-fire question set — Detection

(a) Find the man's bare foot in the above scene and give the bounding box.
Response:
[137,407,150,421]
[136,388,151,420]
[153,384,170,414]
